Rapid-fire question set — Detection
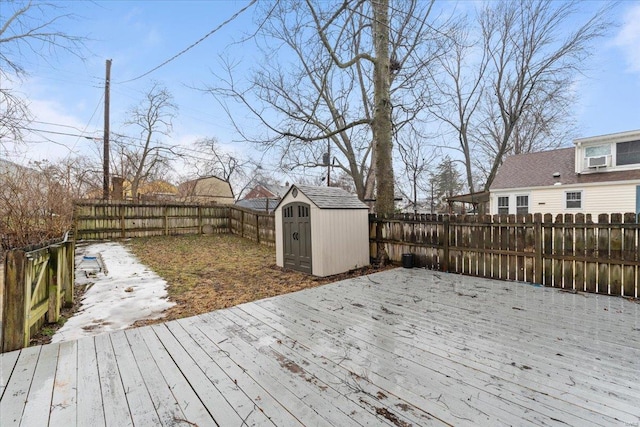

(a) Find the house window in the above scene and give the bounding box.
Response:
[566,191,582,209]
[497,196,509,215]
[616,140,640,166]
[516,195,529,215]
[585,145,611,157]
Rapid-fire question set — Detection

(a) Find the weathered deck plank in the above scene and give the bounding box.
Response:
[0,345,40,426]
[76,336,106,427]
[109,330,161,426]
[95,333,132,426]
[1,268,639,426]
[49,340,77,427]
[174,317,304,426]
[183,315,367,426]
[20,343,60,427]
[136,327,217,426]
[259,293,627,425]
[0,345,20,398]
[151,323,248,425]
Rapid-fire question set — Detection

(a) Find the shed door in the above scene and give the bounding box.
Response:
[282,202,312,274]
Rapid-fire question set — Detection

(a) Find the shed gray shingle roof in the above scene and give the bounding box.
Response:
[285,185,368,209]
[490,147,640,190]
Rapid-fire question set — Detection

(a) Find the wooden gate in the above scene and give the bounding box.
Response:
[2,234,75,352]
[282,202,312,274]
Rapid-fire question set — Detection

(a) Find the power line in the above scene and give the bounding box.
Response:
[116,0,257,84]
[16,126,101,140]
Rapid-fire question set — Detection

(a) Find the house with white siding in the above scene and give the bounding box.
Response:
[489,129,640,217]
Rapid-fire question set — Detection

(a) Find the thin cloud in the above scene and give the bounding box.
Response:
[614,3,640,73]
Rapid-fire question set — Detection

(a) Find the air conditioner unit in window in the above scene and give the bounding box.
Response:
[586,155,609,168]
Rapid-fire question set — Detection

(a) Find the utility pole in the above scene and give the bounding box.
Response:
[327,140,331,187]
[103,59,112,200]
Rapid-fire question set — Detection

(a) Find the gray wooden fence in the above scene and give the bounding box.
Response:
[371,212,639,298]
[74,200,275,245]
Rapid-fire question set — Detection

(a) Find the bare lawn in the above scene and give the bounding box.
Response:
[127,233,389,326]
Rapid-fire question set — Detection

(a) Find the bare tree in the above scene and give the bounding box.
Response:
[116,82,178,200]
[476,0,609,190]
[0,160,76,249]
[429,22,488,193]
[186,137,251,197]
[396,132,437,214]
[208,0,450,215]
[0,1,84,146]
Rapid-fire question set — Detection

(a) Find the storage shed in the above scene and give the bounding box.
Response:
[275,185,370,277]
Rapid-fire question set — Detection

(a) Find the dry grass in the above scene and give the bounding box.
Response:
[127,233,392,326]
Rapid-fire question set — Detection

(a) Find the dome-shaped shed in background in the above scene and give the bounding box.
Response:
[274,185,370,277]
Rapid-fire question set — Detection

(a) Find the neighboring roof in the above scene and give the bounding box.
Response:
[278,185,368,210]
[490,147,640,190]
[260,182,288,198]
[178,175,234,199]
[447,191,490,204]
[235,198,279,212]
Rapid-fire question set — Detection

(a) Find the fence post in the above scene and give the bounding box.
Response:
[256,214,260,243]
[120,203,126,238]
[241,210,245,238]
[534,213,543,284]
[2,250,26,352]
[64,241,75,306]
[375,216,383,261]
[442,215,449,272]
[164,205,169,236]
[47,245,61,323]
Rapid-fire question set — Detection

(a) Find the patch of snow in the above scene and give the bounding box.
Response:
[52,242,174,343]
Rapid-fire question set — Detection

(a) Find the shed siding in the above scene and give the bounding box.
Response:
[275,187,369,276]
[310,208,369,277]
[491,182,638,218]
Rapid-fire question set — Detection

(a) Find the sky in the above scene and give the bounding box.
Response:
[1,0,639,184]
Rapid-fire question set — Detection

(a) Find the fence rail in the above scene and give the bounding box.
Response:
[371,212,639,298]
[2,232,75,352]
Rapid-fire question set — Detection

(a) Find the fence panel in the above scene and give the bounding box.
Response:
[370,212,639,299]
[2,234,74,352]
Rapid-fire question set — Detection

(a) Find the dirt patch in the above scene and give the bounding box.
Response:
[126,234,394,327]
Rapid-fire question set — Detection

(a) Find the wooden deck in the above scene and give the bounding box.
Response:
[1,268,639,426]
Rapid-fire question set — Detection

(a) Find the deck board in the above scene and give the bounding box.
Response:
[48,340,77,427]
[1,268,639,426]
[76,336,106,427]
[0,346,40,426]
[20,343,59,427]
[109,330,160,426]
[95,333,132,426]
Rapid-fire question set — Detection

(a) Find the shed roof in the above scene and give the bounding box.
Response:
[490,147,640,190]
[279,185,368,209]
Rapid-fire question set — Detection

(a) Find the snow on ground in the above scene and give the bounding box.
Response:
[52,241,174,343]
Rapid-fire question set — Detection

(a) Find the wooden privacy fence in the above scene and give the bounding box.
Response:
[74,200,275,245]
[2,232,75,352]
[371,212,639,298]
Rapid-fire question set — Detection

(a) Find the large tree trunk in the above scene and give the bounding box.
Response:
[372,0,394,217]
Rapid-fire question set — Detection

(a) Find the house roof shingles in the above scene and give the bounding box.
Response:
[491,147,640,190]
